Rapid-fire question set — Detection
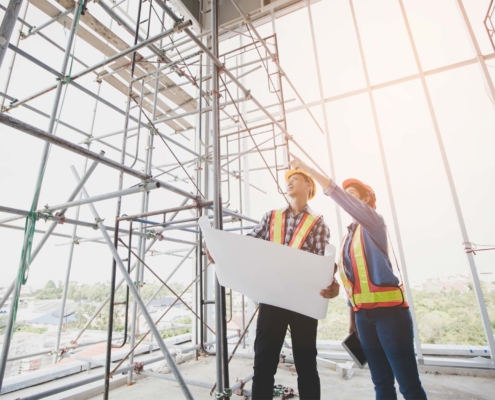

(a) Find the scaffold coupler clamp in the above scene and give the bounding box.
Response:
[281,387,296,399]
[41,207,54,221]
[236,380,246,396]
[244,89,252,100]
[173,18,185,33]
[139,179,151,192]
[148,229,164,241]
[215,388,232,399]
[148,122,158,135]
[463,241,474,254]
[93,217,104,230]
[58,346,69,362]
[55,212,67,224]
[210,89,223,98]
[57,75,72,85]
[8,98,18,109]
[273,384,284,397]
[193,196,204,209]
[132,361,144,375]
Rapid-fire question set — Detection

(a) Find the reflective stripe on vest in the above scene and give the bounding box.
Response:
[339,225,407,310]
[270,209,286,245]
[338,234,356,308]
[269,209,321,249]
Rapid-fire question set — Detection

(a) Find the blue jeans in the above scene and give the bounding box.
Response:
[355,307,427,400]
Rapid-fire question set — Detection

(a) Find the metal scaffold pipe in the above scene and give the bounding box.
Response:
[0,0,23,69]
[45,181,161,213]
[21,6,74,39]
[209,1,230,397]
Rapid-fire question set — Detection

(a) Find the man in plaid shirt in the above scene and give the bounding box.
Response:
[247,204,330,255]
[250,169,338,400]
[209,169,339,399]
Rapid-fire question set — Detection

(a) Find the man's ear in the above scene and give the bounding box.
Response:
[363,194,371,206]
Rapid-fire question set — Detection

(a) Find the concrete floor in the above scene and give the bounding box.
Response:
[88,356,495,400]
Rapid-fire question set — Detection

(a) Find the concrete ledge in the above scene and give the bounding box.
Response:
[45,373,145,400]
[419,364,495,378]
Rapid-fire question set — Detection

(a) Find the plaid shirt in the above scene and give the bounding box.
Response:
[247,205,330,255]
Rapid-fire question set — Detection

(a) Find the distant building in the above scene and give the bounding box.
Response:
[421,274,470,293]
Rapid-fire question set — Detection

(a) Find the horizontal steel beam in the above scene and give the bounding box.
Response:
[22,6,74,39]
[45,182,161,212]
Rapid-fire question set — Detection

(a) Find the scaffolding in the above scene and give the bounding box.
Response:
[0,0,495,399]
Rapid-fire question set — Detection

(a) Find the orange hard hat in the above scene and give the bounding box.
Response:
[285,169,316,200]
[343,178,376,209]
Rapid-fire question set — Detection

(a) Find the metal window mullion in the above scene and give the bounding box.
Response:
[306,0,344,241]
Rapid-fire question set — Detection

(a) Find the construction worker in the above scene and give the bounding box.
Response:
[289,154,427,400]
[207,168,340,400]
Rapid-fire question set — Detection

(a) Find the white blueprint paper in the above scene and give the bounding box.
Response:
[199,216,336,320]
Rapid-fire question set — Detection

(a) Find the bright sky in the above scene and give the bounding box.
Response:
[1,0,495,297]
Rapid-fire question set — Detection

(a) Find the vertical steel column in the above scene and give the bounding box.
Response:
[348,0,424,361]
[456,0,495,106]
[238,33,256,349]
[0,0,27,109]
[54,81,103,362]
[211,1,229,397]
[128,68,158,389]
[204,45,215,347]
[53,159,89,363]
[0,0,23,69]
[236,35,248,350]
[0,2,81,388]
[306,0,343,241]
[114,2,144,387]
[397,0,495,362]
[193,52,203,353]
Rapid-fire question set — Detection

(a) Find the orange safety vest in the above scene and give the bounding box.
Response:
[269,208,321,249]
[338,224,407,311]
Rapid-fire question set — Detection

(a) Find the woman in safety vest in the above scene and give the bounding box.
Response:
[289,154,427,400]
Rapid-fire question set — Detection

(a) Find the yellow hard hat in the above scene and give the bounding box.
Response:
[285,169,317,200]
